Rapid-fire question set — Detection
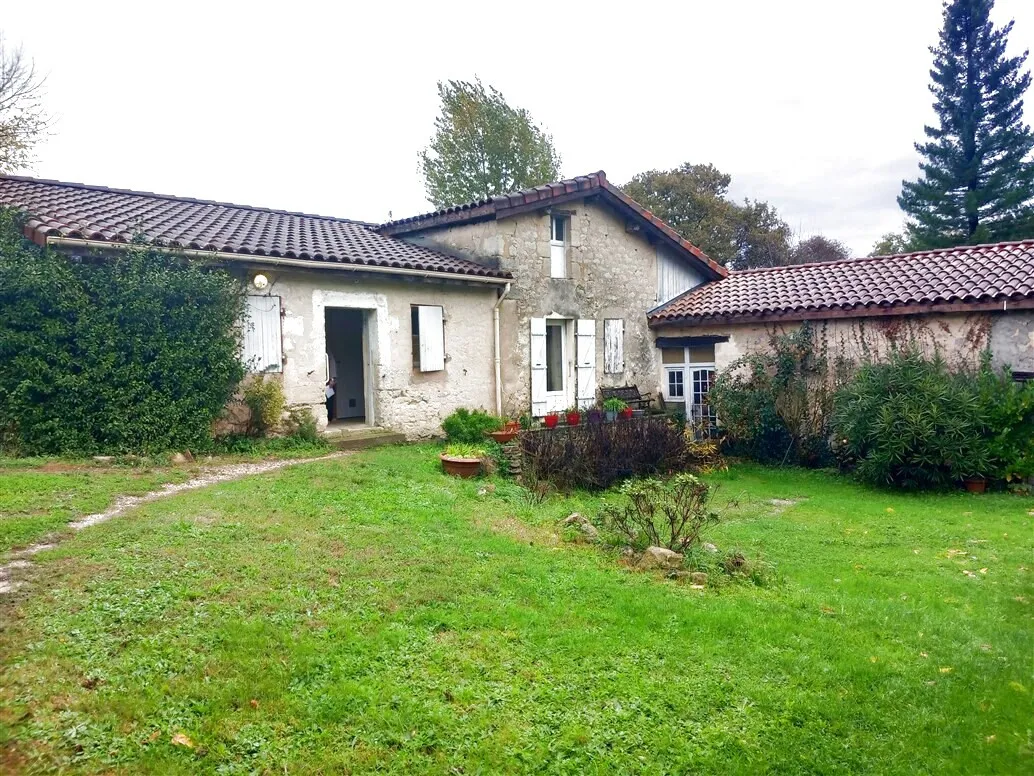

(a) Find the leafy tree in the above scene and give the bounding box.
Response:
[868,231,915,256]
[0,34,49,172]
[790,235,851,264]
[624,163,794,268]
[419,79,561,208]
[898,0,1034,248]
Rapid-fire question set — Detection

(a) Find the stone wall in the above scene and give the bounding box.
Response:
[658,311,1034,376]
[245,268,498,438]
[405,198,707,415]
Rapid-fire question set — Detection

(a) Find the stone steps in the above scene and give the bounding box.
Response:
[323,426,407,450]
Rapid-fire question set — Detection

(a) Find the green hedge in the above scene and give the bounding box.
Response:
[0,208,246,455]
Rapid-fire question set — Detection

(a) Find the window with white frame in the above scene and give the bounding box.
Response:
[411,305,446,372]
[661,343,717,432]
[550,214,569,278]
[666,367,684,399]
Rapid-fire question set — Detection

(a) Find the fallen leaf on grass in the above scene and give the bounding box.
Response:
[939,667,953,674]
[870,656,878,663]
[920,652,928,658]
[962,570,977,578]
[144,730,161,744]
[1009,681,1027,693]
[979,568,988,574]
[250,699,259,709]
[986,735,996,743]
[171,733,194,749]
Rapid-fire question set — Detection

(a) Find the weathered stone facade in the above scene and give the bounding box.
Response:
[246,268,498,438]
[658,311,1034,376]
[405,198,707,415]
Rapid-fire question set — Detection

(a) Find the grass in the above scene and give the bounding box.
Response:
[0,445,1031,774]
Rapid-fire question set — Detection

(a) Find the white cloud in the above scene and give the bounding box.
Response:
[5,0,1032,256]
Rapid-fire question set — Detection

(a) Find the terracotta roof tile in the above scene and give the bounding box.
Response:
[649,240,1034,325]
[0,175,511,281]
[380,171,727,280]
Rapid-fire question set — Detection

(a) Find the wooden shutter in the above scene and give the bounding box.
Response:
[417,305,445,372]
[530,317,547,416]
[576,319,596,409]
[604,319,624,374]
[243,295,282,373]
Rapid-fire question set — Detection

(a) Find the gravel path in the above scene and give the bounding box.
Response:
[0,452,350,595]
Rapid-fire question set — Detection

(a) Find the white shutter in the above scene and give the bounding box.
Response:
[576,319,596,410]
[530,317,547,417]
[604,319,624,374]
[550,243,566,278]
[417,305,445,372]
[243,295,282,373]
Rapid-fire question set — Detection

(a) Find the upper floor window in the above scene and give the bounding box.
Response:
[550,214,569,278]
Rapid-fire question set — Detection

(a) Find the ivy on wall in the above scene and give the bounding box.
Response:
[0,208,246,455]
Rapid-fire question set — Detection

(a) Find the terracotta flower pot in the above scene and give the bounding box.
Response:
[963,477,986,494]
[440,454,482,478]
[544,414,559,428]
[488,429,518,443]
[504,421,520,433]
[566,412,581,426]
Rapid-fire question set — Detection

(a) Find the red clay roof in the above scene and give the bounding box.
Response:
[380,171,728,280]
[649,240,1034,326]
[0,175,512,281]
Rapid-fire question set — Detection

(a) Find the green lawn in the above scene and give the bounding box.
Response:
[0,445,1031,774]
[0,462,192,555]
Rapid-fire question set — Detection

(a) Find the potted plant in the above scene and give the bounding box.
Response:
[619,405,634,420]
[488,423,519,443]
[586,407,604,424]
[565,405,582,426]
[440,443,486,478]
[603,397,627,422]
[963,476,987,494]
[544,412,560,429]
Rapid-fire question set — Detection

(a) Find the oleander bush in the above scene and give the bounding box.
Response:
[0,208,246,455]
[832,351,1034,489]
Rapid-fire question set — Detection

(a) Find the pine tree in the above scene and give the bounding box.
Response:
[899,0,1034,248]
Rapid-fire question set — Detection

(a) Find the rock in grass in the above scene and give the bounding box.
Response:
[562,512,599,541]
[639,546,684,570]
[691,572,708,586]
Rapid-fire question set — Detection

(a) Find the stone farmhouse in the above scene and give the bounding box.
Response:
[0,172,1031,439]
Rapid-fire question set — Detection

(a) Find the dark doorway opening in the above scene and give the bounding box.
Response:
[325,308,366,423]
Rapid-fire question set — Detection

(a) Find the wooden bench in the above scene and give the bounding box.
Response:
[599,384,653,411]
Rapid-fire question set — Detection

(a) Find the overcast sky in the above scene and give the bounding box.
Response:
[5,0,1033,256]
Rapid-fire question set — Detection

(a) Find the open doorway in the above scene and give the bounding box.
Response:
[325,308,368,424]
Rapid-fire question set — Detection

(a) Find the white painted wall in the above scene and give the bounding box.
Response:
[656,245,706,305]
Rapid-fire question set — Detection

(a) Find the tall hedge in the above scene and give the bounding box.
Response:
[0,209,246,455]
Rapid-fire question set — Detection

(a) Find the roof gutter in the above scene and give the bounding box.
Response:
[45,236,513,286]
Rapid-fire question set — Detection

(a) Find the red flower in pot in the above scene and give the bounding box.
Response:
[565,408,582,426]
[620,407,634,420]
[544,412,560,428]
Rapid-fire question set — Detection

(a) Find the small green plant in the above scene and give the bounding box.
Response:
[602,397,628,412]
[518,413,533,430]
[242,378,286,437]
[598,473,720,552]
[442,408,503,443]
[443,443,488,459]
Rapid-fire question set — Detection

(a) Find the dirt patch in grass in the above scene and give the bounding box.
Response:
[481,515,560,546]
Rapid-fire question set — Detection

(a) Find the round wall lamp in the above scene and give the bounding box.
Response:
[252,273,269,290]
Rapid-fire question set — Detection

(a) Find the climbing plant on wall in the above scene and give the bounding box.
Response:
[0,208,246,455]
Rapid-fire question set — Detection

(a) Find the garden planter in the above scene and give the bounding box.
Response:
[566,412,582,426]
[544,414,560,429]
[963,477,987,494]
[488,429,518,443]
[619,408,634,420]
[605,410,617,422]
[586,409,604,425]
[503,421,520,434]
[440,454,482,478]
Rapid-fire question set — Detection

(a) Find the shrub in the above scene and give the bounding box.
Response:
[598,474,720,552]
[974,357,1034,483]
[283,406,321,443]
[0,209,246,455]
[832,351,993,489]
[441,408,503,443]
[242,377,285,436]
[519,416,690,491]
[710,324,847,467]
